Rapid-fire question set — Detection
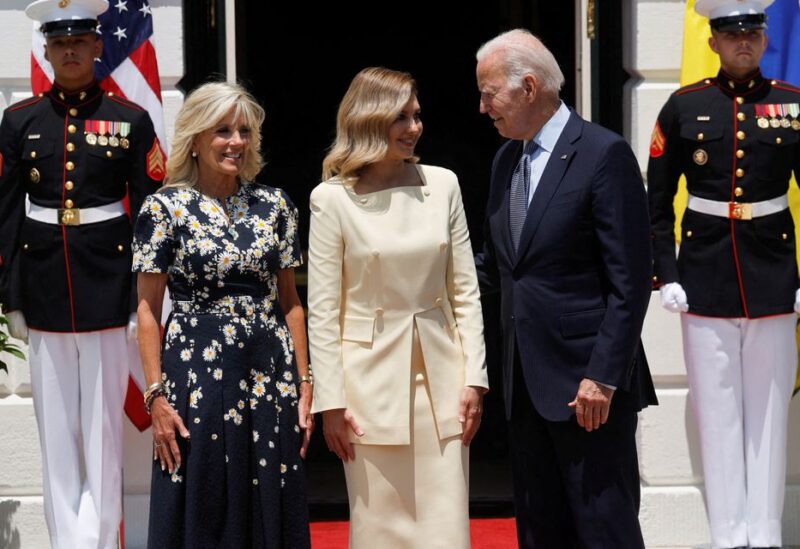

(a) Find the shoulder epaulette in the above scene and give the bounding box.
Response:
[6,94,45,113]
[675,78,715,96]
[770,79,800,94]
[105,92,144,111]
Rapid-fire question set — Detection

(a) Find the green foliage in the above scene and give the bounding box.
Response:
[0,315,26,375]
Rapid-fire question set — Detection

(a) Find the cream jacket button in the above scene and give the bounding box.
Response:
[359,198,368,204]
[440,242,447,251]
[375,307,384,315]
[423,189,430,196]
[434,297,443,306]
[371,250,380,257]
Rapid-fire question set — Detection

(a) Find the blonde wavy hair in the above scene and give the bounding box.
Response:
[165,81,265,187]
[322,67,418,181]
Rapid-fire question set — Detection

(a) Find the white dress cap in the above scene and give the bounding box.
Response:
[694,0,774,19]
[25,0,109,24]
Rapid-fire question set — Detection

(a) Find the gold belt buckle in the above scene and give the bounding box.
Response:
[728,202,752,221]
[58,208,81,225]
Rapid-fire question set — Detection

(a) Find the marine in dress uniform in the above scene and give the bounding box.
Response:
[0,1,164,547]
[647,1,800,547]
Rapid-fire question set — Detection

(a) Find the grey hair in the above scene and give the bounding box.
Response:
[476,29,564,96]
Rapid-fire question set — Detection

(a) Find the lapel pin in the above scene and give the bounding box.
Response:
[560,154,567,160]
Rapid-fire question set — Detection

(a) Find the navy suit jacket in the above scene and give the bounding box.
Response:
[477,110,657,421]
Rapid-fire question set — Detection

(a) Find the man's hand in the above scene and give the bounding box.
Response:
[659,282,689,313]
[568,378,615,432]
[6,311,29,343]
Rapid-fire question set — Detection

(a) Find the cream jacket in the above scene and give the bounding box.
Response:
[307,164,488,445]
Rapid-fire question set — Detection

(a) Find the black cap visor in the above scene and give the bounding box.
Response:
[711,13,767,32]
[41,18,98,38]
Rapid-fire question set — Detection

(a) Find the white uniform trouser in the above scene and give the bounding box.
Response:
[681,314,797,549]
[28,328,128,549]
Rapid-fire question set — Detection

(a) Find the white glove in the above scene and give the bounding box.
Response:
[126,312,138,342]
[794,288,800,314]
[659,282,689,313]
[6,310,29,344]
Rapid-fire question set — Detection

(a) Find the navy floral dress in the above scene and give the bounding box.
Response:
[132,183,310,548]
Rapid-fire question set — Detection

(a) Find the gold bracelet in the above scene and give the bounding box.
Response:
[299,374,313,386]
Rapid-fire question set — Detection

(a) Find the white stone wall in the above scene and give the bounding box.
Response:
[629,1,800,547]
[0,2,183,548]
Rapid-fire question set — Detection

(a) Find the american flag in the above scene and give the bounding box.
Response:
[30,0,167,431]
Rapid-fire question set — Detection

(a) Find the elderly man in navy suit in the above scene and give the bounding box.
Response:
[475,29,657,548]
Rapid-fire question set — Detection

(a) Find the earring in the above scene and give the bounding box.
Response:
[191,151,197,158]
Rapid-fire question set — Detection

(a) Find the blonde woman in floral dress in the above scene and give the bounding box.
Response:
[132,82,312,548]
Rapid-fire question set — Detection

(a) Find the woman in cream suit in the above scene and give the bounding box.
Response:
[307,67,489,548]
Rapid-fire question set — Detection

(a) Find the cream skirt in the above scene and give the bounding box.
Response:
[343,331,470,549]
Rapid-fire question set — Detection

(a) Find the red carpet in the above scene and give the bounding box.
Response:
[310,518,517,548]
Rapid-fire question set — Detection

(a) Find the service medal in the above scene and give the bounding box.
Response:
[693,149,708,166]
[86,132,98,145]
[109,136,120,147]
[120,138,130,149]
[781,118,791,128]
[30,168,40,183]
[770,118,781,128]
[98,135,109,146]
[792,119,800,131]
[757,117,769,129]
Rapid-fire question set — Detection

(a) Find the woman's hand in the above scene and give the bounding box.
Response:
[459,386,485,446]
[151,396,190,474]
[322,408,364,462]
[298,382,314,459]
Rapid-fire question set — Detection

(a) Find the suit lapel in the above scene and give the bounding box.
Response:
[514,111,583,263]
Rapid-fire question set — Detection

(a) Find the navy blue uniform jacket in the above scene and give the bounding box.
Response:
[476,109,657,421]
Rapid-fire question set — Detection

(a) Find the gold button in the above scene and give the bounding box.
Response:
[64,199,74,208]
[734,187,744,197]
[736,96,744,105]
[729,81,735,89]
[66,142,75,152]
[69,108,78,117]
[772,79,777,85]
[107,92,114,97]
[65,181,74,190]
[737,130,745,140]
[737,112,745,121]
[68,124,77,134]
[65,161,75,171]
[117,244,124,252]
[782,233,788,240]
[736,168,744,178]
[106,151,113,158]
[58,92,65,100]
[37,92,43,98]
[23,243,29,250]
[697,133,704,141]
[704,79,711,84]
[211,434,218,440]
[736,149,745,159]
[30,151,37,159]
[776,137,782,144]
[79,91,86,100]
[652,275,658,282]
[686,230,693,238]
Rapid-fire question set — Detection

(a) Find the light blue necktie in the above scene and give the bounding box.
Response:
[509,141,537,251]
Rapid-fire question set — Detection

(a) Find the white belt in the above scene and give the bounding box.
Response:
[27,200,127,226]
[686,193,788,221]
